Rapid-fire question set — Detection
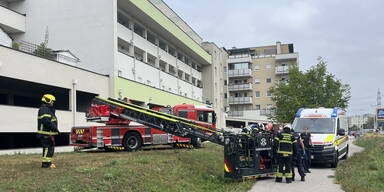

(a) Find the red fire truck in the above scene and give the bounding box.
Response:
[70,101,217,151]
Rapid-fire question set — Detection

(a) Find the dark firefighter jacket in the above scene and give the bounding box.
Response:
[37,104,58,135]
[274,131,297,156]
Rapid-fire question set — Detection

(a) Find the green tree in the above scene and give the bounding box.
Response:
[269,57,351,123]
[350,125,359,131]
[363,117,374,129]
[33,42,54,59]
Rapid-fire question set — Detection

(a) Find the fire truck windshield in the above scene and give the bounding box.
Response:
[198,110,215,124]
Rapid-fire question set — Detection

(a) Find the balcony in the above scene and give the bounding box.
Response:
[228,55,252,63]
[228,97,253,105]
[228,69,252,78]
[275,66,289,75]
[275,53,298,61]
[228,111,244,117]
[228,83,252,91]
[0,5,25,33]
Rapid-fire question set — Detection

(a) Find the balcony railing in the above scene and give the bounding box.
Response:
[275,66,289,75]
[228,111,244,117]
[260,109,273,116]
[228,83,252,91]
[228,55,252,63]
[228,69,252,78]
[228,97,253,104]
[275,53,298,61]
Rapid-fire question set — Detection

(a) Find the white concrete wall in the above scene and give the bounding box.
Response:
[0,46,109,95]
[0,105,102,133]
[0,4,25,33]
[117,52,135,80]
[159,70,178,94]
[0,27,11,47]
[10,0,116,75]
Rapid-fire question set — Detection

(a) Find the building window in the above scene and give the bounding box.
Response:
[184,73,190,82]
[168,46,176,57]
[192,77,197,85]
[267,91,272,97]
[133,23,145,38]
[255,78,260,84]
[255,91,260,98]
[147,32,157,45]
[267,104,273,109]
[159,60,167,72]
[266,78,272,83]
[197,80,203,88]
[254,65,260,70]
[192,62,197,70]
[255,105,261,110]
[177,52,185,62]
[224,80,227,85]
[147,53,156,66]
[229,62,250,70]
[266,64,272,69]
[134,46,145,62]
[178,70,184,79]
[169,65,176,75]
[159,40,167,51]
[224,93,227,98]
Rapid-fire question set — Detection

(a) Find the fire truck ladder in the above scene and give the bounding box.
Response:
[91,97,226,146]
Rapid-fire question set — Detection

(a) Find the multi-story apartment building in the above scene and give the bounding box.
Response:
[0,0,226,148]
[348,114,374,129]
[225,42,299,127]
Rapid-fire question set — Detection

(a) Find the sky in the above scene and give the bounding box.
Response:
[163,0,384,115]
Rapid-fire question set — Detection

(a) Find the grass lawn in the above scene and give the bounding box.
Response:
[0,142,254,192]
[336,134,384,192]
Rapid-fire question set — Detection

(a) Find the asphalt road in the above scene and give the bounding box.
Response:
[249,138,364,192]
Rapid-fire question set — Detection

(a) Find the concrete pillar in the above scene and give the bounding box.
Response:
[276,41,281,54]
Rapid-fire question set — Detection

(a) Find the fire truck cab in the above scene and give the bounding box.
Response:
[70,102,216,151]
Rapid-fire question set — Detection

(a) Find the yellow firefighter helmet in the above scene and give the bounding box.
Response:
[41,94,56,105]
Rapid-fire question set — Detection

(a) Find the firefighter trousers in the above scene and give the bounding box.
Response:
[276,155,293,180]
[39,135,55,168]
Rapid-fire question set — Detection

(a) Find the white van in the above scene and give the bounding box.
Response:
[292,108,349,168]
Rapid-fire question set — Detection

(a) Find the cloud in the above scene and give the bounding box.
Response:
[163,0,384,115]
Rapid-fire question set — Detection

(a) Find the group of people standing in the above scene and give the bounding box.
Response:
[274,124,312,183]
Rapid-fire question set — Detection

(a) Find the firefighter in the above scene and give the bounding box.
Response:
[274,124,297,183]
[37,94,59,168]
[292,131,306,181]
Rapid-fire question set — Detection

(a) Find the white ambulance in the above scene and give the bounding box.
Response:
[292,107,349,168]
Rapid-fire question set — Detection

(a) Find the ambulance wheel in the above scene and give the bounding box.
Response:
[331,152,339,168]
[191,137,202,148]
[341,145,349,160]
[123,132,142,151]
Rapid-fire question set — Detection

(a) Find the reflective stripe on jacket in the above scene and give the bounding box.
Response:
[275,132,296,155]
[37,104,58,135]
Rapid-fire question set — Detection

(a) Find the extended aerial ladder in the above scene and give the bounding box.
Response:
[89,97,276,179]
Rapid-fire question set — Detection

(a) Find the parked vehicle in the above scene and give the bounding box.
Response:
[70,101,216,151]
[292,107,349,168]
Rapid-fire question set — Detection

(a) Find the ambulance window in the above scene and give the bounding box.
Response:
[337,119,340,130]
[178,111,188,118]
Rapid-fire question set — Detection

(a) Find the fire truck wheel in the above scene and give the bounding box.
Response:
[123,132,142,151]
[191,137,202,148]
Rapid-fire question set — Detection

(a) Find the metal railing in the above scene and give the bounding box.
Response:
[275,66,289,74]
[228,97,253,104]
[228,111,244,117]
[228,83,252,91]
[228,69,252,77]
